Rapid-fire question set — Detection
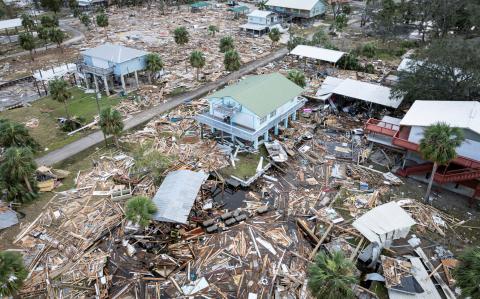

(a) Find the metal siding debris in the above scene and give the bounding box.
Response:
[152,170,208,224]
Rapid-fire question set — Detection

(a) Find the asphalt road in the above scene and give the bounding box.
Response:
[1,19,84,60]
[35,47,289,166]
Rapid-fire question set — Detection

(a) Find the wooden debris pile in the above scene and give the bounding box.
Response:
[121,99,230,172]
[15,194,124,298]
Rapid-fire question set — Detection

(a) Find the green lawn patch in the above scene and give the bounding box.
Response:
[0,87,121,155]
[220,146,268,180]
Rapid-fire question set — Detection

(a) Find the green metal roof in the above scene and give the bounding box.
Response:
[228,5,249,13]
[191,1,209,8]
[209,73,304,118]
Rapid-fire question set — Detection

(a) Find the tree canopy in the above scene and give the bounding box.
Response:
[0,120,39,151]
[268,28,280,45]
[49,79,71,119]
[454,247,480,298]
[287,70,306,88]
[308,251,357,299]
[393,38,480,103]
[219,36,235,53]
[0,251,28,297]
[419,122,464,201]
[99,107,124,147]
[173,26,189,46]
[19,32,35,60]
[224,49,241,72]
[190,50,205,81]
[145,53,164,83]
[208,25,218,37]
[0,147,38,203]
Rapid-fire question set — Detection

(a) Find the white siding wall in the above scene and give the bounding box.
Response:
[408,126,480,161]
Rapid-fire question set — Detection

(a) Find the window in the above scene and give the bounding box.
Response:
[270,110,276,118]
[259,116,267,124]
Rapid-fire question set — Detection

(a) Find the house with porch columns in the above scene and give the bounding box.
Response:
[196,73,306,149]
[77,43,149,96]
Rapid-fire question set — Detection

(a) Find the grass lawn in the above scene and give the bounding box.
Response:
[220,146,268,180]
[0,87,122,155]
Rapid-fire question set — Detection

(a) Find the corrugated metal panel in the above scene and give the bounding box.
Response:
[152,170,208,224]
[0,209,18,230]
[290,45,345,63]
[333,78,402,108]
[352,202,416,247]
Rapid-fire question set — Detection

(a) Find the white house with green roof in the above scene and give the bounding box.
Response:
[196,73,306,149]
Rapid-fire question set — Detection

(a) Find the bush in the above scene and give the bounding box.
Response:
[453,247,480,298]
[125,196,157,227]
[287,36,309,51]
[0,251,28,297]
[363,63,375,74]
[361,43,377,58]
[338,53,360,71]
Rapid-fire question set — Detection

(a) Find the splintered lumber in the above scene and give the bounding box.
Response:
[309,223,333,260]
[414,247,456,299]
[296,219,319,244]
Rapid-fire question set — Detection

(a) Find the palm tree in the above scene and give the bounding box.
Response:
[125,196,157,227]
[0,147,37,194]
[256,1,267,10]
[190,50,205,81]
[19,32,35,61]
[49,79,71,119]
[0,251,28,297]
[419,122,464,202]
[308,251,357,299]
[21,13,35,32]
[173,26,189,72]
[453,247,480,298]
[49,27,65,52]
[208,25,219,37]
[145,53,164,83]
[219,36,235,53]
[96,13,109,40]
[268,28,280,47]
[287,69,306,88]
[37,26,50,50]
[79,14,91,29]
[99,107,124,148]
[0,120,40,151]
[224,49,241,72]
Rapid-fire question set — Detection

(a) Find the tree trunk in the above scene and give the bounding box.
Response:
[148,71,152,84]
[424,162,438,203]
[113,135,120,148]
[30,50,34,61]
[63,101,70,119]
[196,67,199,81]
[24,175,33,193]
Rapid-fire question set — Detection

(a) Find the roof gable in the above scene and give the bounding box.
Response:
[208,73,304,118]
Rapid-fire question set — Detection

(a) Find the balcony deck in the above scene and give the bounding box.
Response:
[196,98,307,142]
[366,118,480,169]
